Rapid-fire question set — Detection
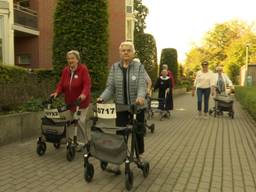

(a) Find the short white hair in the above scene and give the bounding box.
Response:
[119,41,135,53]
[67,50,80,61]
[133,58,140,63]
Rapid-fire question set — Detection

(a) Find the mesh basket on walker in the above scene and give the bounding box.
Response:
[41,108,73,143]
[89,103,128,165]
[90,131,127,165]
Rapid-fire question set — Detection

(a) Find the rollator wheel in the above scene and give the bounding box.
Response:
[84,163,94,182]
[100,161,108,170]
[141,161,150,178]
[125,170,133,191]
[36,141,46,156]
[66,145,76,161]
[53,143,61,149]
[160,112,164,121]
[150,124,155,133]
[229,111,234,119]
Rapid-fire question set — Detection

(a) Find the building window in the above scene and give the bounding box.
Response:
[126,0,133,6]
[15,0,30,7]
[0,16,3,65]
[17,54,31,65]
[126,5,133,14]
[126,19,133,41]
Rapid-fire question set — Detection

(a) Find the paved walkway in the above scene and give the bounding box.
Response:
[0,93,256,192]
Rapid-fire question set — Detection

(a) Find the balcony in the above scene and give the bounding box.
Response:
[13,3,38,30]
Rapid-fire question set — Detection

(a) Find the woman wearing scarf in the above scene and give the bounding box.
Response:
[154,69,173,113]
[214,65,233,95]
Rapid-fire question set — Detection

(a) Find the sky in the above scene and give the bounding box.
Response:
[142,0,256,63]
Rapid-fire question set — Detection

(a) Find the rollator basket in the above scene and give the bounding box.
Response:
[214,95,233,108]
[41,109,72,143]
[90,131,127,165]
[41,117,67,142]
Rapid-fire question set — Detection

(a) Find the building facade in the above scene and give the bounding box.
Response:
[0,0,14,65]
[0,0,135,68]
[240,64,256,86]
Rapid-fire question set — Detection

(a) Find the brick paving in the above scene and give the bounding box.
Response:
[0,93,256,192]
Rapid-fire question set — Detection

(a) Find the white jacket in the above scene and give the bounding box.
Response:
[213,73,233,87]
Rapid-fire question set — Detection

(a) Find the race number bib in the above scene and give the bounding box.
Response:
[96,103,117,119]
[151,101,159,108]
[44,108,61,119]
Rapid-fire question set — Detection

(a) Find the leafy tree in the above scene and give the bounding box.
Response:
[225,33,256,83]
[134,0,148,34]
[160,48,178,82]
[184,19,256,84]
[53,0,108,90]
[184,46,208,72]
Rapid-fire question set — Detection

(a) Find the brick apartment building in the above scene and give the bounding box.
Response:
[0,0,134,68]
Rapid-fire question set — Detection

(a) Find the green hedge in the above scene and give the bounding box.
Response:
[0,65,56,112]
[235,86,256,120]
[53,0,108,91]
[160,48,178,82]
[134,33,158,83]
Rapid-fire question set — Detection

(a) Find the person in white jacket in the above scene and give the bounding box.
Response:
[213,65,233,95]
[192,61,215,119]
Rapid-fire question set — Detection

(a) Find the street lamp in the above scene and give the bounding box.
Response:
[245,44,249,69]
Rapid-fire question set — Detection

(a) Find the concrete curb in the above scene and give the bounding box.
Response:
[0,111,43,146]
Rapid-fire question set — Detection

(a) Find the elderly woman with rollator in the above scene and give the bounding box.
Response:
[97,41,147,174]
[51,50,91,151]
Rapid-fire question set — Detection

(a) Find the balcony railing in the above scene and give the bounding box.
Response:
[14,3,38,30]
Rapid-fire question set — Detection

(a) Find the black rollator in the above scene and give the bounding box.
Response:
[83,103,150,191]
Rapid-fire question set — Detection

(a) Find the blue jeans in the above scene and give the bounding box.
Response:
[197,88,211,113]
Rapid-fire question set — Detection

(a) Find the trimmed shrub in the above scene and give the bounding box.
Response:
[53,0,108,91]
[235,86,256,120]
[134,33,158,83]
[160,48,178,82]
[0,65,56,112]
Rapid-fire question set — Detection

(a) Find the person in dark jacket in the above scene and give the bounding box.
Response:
[97,41,147,174]
[154,69,173,112]
[51,50,91,149]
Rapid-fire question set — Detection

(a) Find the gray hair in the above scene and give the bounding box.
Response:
[162,64,168,70]
[119,41,135,53]
[66,50,80,61]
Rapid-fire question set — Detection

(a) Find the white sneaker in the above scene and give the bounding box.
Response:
[203,113,208,120]
[195,111,202,119]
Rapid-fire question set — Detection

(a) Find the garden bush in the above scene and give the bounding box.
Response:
[0,65,56,113]
[235,86,256,120]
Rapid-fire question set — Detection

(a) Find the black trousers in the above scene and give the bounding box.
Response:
[116,109,145,154]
